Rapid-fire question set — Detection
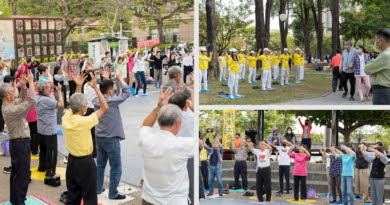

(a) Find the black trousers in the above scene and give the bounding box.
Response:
[332,67,343,91]
[84,108,96,158]
[331,176,342,202]
[301,138,311,149]
[0,98,4,132]
[66,154,97,205]
[294,176,307,200]
[234,160,248,190]
[183,65,194,83]
[256,167,271,202]
[373,87,390,105]
[187,157,194,205]
[28,121,39,155]
[279,165,290,192]
[38,133,58,176]
[10,138,31,205]
[341,72,355,97]
[68,80,76,98]
[200,160,209,190]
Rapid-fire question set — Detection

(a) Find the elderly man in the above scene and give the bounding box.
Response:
[0,70,35,205]
[168,88,195,204]
[163,66,192,97]
[365,28,390,104]
[94,69,130,200]
[139,87,195,205]
[340,41,358,101]
[36,80,64,181]
[62,73,108,204]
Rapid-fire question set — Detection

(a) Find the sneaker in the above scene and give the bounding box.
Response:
[276,191,283,194]
[63,156,68,164]
[281,83,284,86]
[229,95,234,99]
[98,188,105,194]
[355,196,360,199]
[342,92,347,98]
[207,193,213,196]
[219,194,223,196]
[349,96,354,101]
[135,95,139,97]
[111,194,126,200]
[333,89,336,92]
[286,191,290,194]
[3,166,11,174]
[262,88,266,91]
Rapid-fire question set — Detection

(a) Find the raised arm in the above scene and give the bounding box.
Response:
[341,145,356,158]
[288,144,295,157]
[141,86,174,127]
[248,142,255,154]
[88,73,108,119]
[302,146,311,158]
[320,147,330,158]
[55,84,64,109]
[330,146,340,158]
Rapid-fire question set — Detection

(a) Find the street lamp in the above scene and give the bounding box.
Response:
[0,11,3,16]
[119,17,124,37]
[279,13,287,22]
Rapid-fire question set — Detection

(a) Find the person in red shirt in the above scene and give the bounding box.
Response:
[332,49,343,92]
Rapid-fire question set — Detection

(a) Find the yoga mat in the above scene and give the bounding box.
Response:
[129,87,136,95]
[248,201,272,204]
[200,89,213,93]
[138,94,149,97]
[286,199,316,204]
[295,81,304,84]
[355,197,362,200]
[0,194,56,205]
[30,165,66,181]
[219,94,245,99]
[256,88,278,91]
[281,83,293,86]
[222,85,241,88]
[248,195,271,201]
[229,189,246,192]
[57,130,63,136]
[328,201,342,204]
[220,79,228,82]
[246,82,257,84]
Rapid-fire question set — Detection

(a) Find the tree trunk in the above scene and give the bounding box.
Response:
[279,0,288,50]
[255,0,265,69]
[330,0,340,57]
[311,0,323,61]
[206,0,218,78]
[303,0,311,61]
[264,0,273,48]
[156,20,165,44]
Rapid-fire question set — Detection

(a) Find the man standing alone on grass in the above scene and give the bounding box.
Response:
[365,28,390,105]
[1,71,35,205]
[94,69,130,200]
[62,73,109,204]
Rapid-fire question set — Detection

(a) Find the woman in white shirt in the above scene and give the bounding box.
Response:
[133,47,149,96]
[353,45,371,103]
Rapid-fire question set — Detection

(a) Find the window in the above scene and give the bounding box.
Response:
[150,26,179,42]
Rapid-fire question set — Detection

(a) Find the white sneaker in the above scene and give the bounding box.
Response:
[63,156,68,164]
[281,83,284,86]
[229,95,234,99]
[143,93,149,96]
[262,88,266,91]
[135,95,139,97]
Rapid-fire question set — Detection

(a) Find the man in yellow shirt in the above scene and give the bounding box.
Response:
[199,48,213,91]
[258,48,273,90]
[227,48,241,98]
[62,73,109,204]
[272,51,280,80]
[293,48,304,83]
[279,48,292,85]
[246,51,258,83]
[238,49,246,79]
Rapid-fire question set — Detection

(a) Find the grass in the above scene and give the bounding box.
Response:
[199,68,333,105]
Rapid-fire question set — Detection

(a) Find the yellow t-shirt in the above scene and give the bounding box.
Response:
[63,110,99,157]
[200,148,208,161]
[257,54,272,70]
[228,58,240,73]
[246,56,257,68]
[218,56,227,68]
[238,53,246,64]
[272,55,280,66]
[199,53,212,71]
[294,53,304,66]
[279,54,291,68]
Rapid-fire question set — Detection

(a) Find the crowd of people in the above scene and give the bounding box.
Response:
[199,119,389,205]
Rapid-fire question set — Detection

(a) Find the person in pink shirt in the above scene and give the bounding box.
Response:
[288,144,311,201]
[127,50,137,88]
[25,82,39,155]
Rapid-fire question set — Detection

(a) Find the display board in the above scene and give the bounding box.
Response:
[0,19,15,60]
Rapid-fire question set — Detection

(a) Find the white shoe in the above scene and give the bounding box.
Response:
[262,88,266,91]
[229,95,234,99]
[143,93,149,96]
[135,95,139,97]
[281,83,284,86]
[63,156,68,164]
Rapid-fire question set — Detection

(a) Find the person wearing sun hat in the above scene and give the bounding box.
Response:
[227,48,241,98]
[279,48,292,85]
[199,48,213,91]
[246,51,258,83]
[257,48,273,90]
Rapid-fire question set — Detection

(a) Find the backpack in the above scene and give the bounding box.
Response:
[307,185,317,199]
[1,140,10,157]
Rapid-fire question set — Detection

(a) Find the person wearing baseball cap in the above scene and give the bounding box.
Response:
[227,49,241,98]
[280,48,292,85]
[199,48,213,91]
[246,51,258,83]
[257,48,273,90]
[238,49,246,79]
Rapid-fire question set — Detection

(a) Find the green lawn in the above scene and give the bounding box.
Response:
[199,69,333,105]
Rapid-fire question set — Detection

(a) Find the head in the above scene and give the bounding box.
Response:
[248,121,253,129]
[298,146,305,154]
[357,45,365,54]
[157,104,182,135]
[336,48,341,54]
[137,52,143,60]
[37,81,53,96]
[283,48,288,54]
[213,138,221,149]
[219,51,225,56]
[118,56,123,64]
[235,133,241,139]
[286,127,293,135]
[0,83,16,103]
[3,75,14,86]
[26,58,32,66]
[305,119,309,126]
[375,141,383,148]
[10,68,17,78]
[152,46,157,53]
[36,64,49,79]
[156,51,161,58]
[201,49,207,55]
[250,51,255,56]
[168,66,182,84]
[239,139,246,147]
[105,51,110,57]
[100,80,115,97]
[272,126,278,134]
[375,147,384,158]
[81,54,85,61]
[259,140,266,150]
[264,48,270,55]
[344,41,352,51]
[375,28,390,52]
[69,93,88,115]
[54,66,62,75]
[102,56,107,63]
[168,92,189,111]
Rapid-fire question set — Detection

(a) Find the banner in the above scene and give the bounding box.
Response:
[88,42,101,67]
[0,19,15,60]
[137,38,160,48]
[118,39,128,55]
[222,110,235,149]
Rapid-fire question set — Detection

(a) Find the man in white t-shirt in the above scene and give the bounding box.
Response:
[272,139,292,195]
[249,141,273,203]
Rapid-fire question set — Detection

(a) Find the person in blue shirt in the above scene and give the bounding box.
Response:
[330,144,356,205]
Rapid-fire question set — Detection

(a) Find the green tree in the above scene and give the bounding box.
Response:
[0,1,13,17]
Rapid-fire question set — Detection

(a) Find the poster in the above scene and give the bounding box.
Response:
[56,32,61,42]
[25,21,31,30]
[49,33,54,42]
[34,34,40,43]
[137,38,160,48]
[41,20,47,30]
[57,46,62,55]
[0,19,15,60]
[43,46,47,55]
[35,47,40,56]
[101,40,110,52]
[50,46,54,55]
[222,110,235,149]
[18,48,24,58]
[88,42,101,67]
[48,21,55,30]
[118,39,128,55]
[42,33,47,43]
[33,20,39,30]
[16,20,23,31]
[26,34,32,44]
[27,47,32,56]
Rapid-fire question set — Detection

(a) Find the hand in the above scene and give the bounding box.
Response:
[74,73,86,86]
[87,72,97,89]
[349,64,352,68]
[56,84,62,92]
[157,86,174,108]
[70,50,74,55]
[367,147,375,152]
[137,47,140,53]
[175,86,185,93]
[210,51,213,56]
[27,70,34,83]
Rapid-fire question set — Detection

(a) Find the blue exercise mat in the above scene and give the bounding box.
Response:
[229,189,246,192]
[281,83,293,86]
[256,88,278,91]
[200,89,213,93]
[222,85,240,87]
[328,200,342,204]
[138,94,150,97]
[57,130,63,135]
[219,94,245,99]
[129,87,136,95]
[220,79,228,82]
[247,82,258,84]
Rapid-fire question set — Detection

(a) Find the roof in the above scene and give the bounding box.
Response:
[89,36,130,42]
[86,20,101,27]
[11,15,63,19]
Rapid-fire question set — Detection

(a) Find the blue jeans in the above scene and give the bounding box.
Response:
[342,176,354,205]
[135,71,147,95]
[199,167,205,199]
[208,165,222,195]
[96,137,122,199]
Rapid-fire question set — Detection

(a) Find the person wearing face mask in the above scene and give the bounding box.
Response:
[272,139,293,196]
[266,126,283,147]
[284,127,296,145]
[340,41,358,101]
[364,28,390,105]
[298,118,312,149]
[360,143,388,205]
[352,45,371,103]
